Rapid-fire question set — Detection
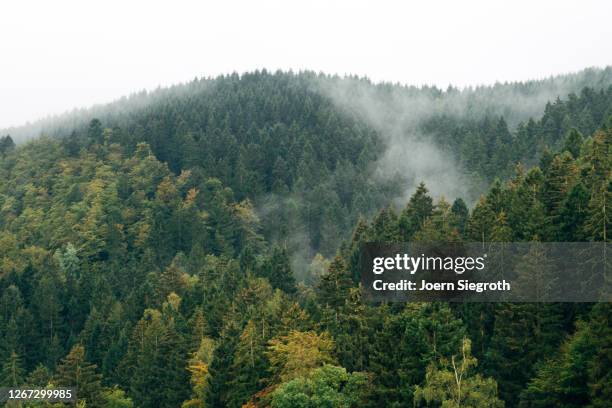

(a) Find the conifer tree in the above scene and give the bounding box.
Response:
[451,198,469,234]
[260,245,296,294]
[1,351,25,387]
[0,135,15,156]
[399,183,433,240]
[563,128,584,158]
[26,364,51,387]
[317,253,353,310]
[206,315,241,408]
[467,197,496,242]
[228,320,269,408]
[557,182,590,241]
[584,180,611,241]
[55,344,103,407]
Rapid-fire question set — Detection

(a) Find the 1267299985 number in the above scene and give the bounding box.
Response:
[0,387,76,403]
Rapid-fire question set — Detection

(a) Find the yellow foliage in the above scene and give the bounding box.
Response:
[183,188,199,208]
[267,330,336,383]
[187,360,209,390]
[21,246,49,270]
[177,170,192,187]
[156,176,178,203]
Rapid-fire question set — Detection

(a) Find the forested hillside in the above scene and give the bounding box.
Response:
[0,70,611,407]
[3,69,612,258]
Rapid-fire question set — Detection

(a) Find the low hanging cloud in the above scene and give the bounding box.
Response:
[317,77,474,203]
[315,67,612,203]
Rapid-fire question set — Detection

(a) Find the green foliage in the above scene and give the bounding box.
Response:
[205,316,241,408]
[259,245,296,294]
[1,351,25,387]
[102,387,134,408]
[267,330,336,384]
[520,304,612,408]
[55,344,103,407]
[270,365,369,408]
[0,71,610,408]
[399,183,433,240]
[414,338,504,408]
[0,135,15,156]
[563,129,584,158]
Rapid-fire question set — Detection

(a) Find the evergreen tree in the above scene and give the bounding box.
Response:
[0,351,25,387]
[467,197,496,242]
[228,320,269,408]
[399,183,434,240]
[87,118,104,145]
[317,253,353,310]
[261,245,296,294]
[558,182,590,241]
[451,198,469,234]
[26,364,51,387]
[0,135,15,156]
[563,128,584,158]
[55,344,103,407]
[206,315,241,408]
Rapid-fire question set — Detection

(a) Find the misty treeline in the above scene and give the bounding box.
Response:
[0,71,610,407]
[7,70,612,259]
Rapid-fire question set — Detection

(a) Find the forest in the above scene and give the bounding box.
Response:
[0,69,610,407]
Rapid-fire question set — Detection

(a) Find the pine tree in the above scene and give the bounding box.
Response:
[369,206,399,242]
[563,128,584,158]
[413,197,460,242]
[157,256,187,301]
[507,168,548,240]
[228,320,269,408]
[543,152,578,220]
[368,303,466,406]
[205,315,241,408]
[451,198,469,234]
[260,245,296,293]
[55,344,103,407]
[399,183,433,240]
[184,336,215,408]
[520,304,611,407]
[486,178,506,214]
[467,197,496,242]
[87,118,104,145]
[558,182,590,241]
[317,253,353,310]
[486,301,565,407]
[127,299,191,408]
[584,180,611,242]
[1,351,25,387]
[490,211,513,242]
[26,364,51,387]
[0,135,15,156]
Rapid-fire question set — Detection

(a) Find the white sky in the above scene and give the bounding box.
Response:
[1,0,611,129]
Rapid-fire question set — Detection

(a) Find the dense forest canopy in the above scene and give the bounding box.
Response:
[3,69,612,258]
[0,69,611,407]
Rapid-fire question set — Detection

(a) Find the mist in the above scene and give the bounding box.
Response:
[2,67,612,284]
[315,66,612,204]
[318,77,474,203]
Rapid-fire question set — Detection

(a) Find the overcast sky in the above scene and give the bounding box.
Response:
[1,0,611,129]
